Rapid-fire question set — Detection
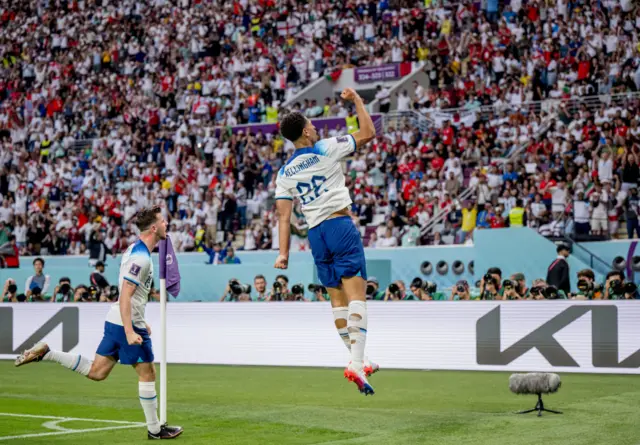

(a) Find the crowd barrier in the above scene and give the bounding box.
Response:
[2,301,639,374]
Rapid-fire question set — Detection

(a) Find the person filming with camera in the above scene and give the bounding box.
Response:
[220,278,252,302]
[502,273,528,300]
[267,274,290,301]
[450,280,474,300]
[73,285,99,302]
[480,274,501,300]
[287,284,307,301]
[365,277,385,301]
[450,280,477,301]
[409,278,430,300]
[384,280,407,301]
[528,279,568,300]
[573,269,602,299]
[622,282,639,299]
[52,277,74,302]
[2,279,18,302]
[603,271,626,300]
[409,277,444,300]
[308,284,329,302]
[478,267,503,299]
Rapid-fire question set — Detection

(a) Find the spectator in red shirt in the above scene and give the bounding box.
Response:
[442,121,455,146]
[539,171,557,209]
[401,173,418,201]
[0,235,19,268]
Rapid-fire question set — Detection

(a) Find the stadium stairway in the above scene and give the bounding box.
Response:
[562,238,612,278]
[474,227,598,283]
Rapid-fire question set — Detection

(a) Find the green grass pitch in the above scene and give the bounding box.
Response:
[0,360,639,444]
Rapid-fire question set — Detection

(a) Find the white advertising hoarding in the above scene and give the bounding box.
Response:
[1,301,639,374]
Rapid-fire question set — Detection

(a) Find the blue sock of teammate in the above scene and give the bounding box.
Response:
[347,301,367,372]
[139,381,162,434]
[43,350,92,376]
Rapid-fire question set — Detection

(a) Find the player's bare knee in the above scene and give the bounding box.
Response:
[88,368,108,381]
[139,371,156,382]
[136,364,156,382]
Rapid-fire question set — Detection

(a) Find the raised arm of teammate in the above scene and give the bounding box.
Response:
[274,198,293,269]
[340,88,376,148]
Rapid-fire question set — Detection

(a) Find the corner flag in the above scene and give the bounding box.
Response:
[159,236,181,297]
[158,235,180,425]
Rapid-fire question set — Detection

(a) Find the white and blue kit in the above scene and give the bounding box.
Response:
[97,240,154,364]
[275,135,367,288]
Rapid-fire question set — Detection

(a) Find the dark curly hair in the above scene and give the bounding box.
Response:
[135,205,162,232]
[280,112,307,142]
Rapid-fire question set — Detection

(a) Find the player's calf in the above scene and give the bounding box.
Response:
[15,343,94,377]
[346,300,368,371]
[135,362,164,438]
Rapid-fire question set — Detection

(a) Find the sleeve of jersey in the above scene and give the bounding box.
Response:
[121,255,149,287]
[275,176,293,201]
[317,136,356,161]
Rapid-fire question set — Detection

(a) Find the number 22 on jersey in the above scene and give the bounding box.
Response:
[296,175,328,205]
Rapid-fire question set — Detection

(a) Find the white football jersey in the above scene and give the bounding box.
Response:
[105,239,154,330]
[275,135,356,228]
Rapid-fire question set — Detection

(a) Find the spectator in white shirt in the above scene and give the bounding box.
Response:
[551,181,567,215]
[597,151,614,184]
[0,201,13,223]
[13,217,27,250]
[396,90,411,111]
[531,193,547,220]
[367,232,378,248]
[573,192,591,235]
[377,228,399,248]
[375,85,391,113]
[204,198,219,246]
[244,225,257,251]
[590,190,609,235]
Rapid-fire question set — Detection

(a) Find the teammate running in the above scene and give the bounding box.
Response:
[274,88,378,395]
[15,206,183,440]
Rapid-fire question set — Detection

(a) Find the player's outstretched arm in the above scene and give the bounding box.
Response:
[274,199,293,269]
[341,88,375,149]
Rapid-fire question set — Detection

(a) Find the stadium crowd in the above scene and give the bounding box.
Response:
[0,0,640,268]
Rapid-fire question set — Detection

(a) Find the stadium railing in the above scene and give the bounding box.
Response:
[424,91,640,123]
[383,109,433,134]
[418,111,558,239]
[71,139,93,152]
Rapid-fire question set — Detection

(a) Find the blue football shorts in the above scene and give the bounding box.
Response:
[308,216,367,288]
[96,321,154,365]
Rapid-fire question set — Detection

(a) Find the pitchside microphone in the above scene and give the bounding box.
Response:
[509,373,562,417]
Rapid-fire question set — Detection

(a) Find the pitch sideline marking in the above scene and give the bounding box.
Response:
[0,412,145,441]
[0,413,144,424]
[0,425,142,441]
[41,420,72,432]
